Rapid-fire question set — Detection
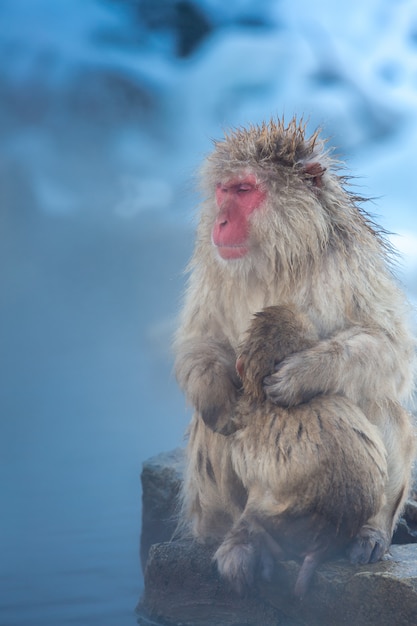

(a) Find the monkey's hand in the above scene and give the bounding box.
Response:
[263,347,327,407]
[175,338,242,434]
[264,326,404,407]
[348,525,390,564]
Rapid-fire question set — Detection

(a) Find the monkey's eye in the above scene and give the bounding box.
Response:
[236,184,253,194]
[216,183,228,194]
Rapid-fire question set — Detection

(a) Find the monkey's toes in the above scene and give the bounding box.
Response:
[348,527,389,564]
[201,405,238,435]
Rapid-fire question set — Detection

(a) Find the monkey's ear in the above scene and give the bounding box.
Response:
[303,162,326,189]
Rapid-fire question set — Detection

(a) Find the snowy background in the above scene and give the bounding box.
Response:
[1,1,417,625]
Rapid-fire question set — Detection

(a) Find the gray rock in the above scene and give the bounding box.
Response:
[139,539,303,626]
[140,448,185,571]
[138,449,417,626]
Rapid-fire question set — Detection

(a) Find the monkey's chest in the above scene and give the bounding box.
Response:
[224,288,278,347]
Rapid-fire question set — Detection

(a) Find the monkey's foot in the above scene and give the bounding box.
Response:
[348,526,390,564]
[214,523,283,594]
[214,537,257,595]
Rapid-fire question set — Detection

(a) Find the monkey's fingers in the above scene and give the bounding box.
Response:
[200,405,240,435]
[264,352,320,407]
[197,374,242,434]
[263,372,290,406]
[263,371,307,407]
[348,526,389,565]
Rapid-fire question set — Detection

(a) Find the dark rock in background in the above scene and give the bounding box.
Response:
[138,449,417,626]
[140,448,184,570]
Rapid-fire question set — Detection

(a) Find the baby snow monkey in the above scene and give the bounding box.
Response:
[214,305,388,597]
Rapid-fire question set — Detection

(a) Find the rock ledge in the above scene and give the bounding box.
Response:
[138,449,417,626]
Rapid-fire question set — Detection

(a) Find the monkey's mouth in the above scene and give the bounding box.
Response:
[215,244,248,260]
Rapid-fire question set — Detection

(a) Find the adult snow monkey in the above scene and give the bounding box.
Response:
[174,117,415,567]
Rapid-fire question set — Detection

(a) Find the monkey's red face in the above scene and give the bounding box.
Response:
[212,174,267,260]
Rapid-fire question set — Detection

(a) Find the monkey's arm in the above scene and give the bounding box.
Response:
[264,325,411,407]
[264,324,415,563]
[175,337,242,434]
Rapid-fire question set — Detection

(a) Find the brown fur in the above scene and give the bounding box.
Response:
[214,306,387,597]
[174,118,416,568]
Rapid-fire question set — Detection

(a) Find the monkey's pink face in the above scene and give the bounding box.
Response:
[212,174,267,260]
